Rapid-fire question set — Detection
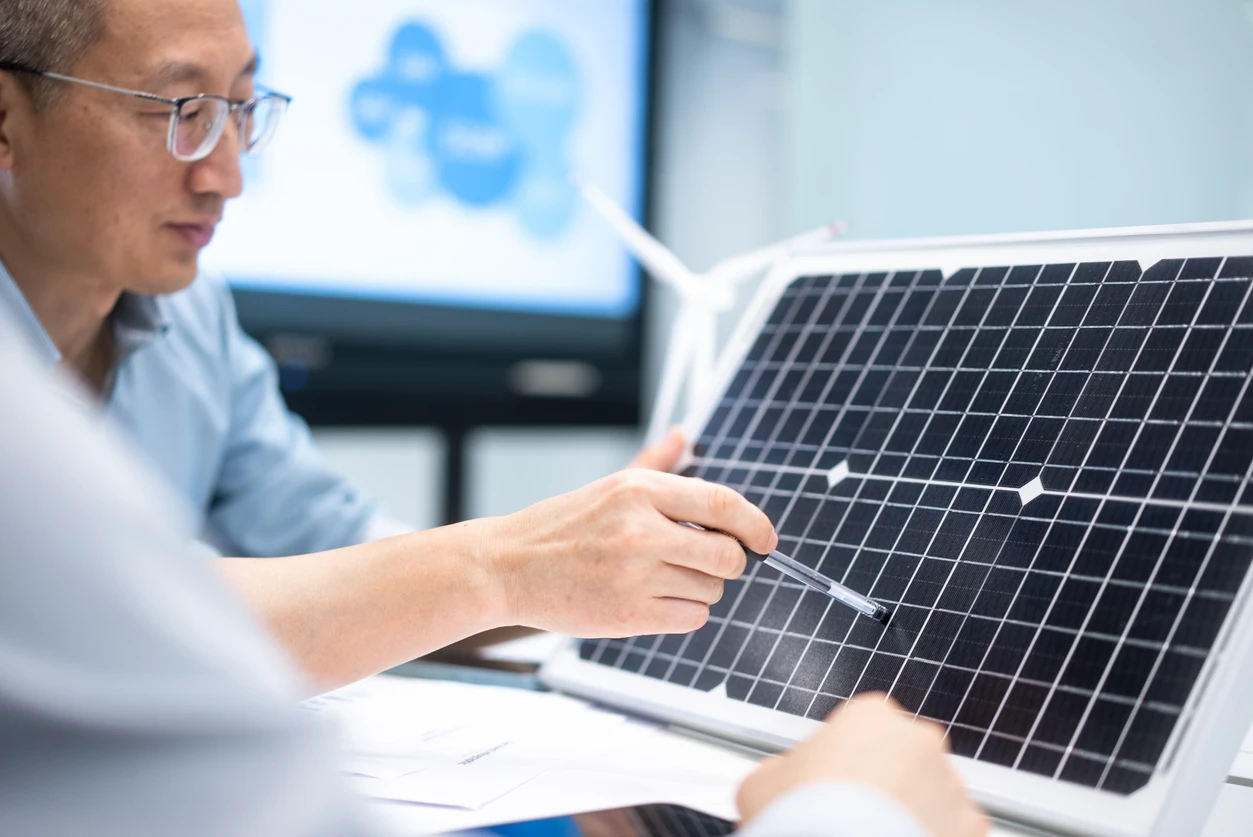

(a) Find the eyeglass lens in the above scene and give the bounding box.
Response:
[243,96,287,155]
[173,98,230,161]
[172,95,287,162]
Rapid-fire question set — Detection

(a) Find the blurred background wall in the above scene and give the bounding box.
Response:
[314,0,1253,533]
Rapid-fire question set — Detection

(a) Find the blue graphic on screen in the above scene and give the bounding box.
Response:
[350,23,581,239]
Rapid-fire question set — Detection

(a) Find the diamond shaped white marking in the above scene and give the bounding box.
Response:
[827,461,851,488]
[1019,476,1045,505]
[708,681,728,699]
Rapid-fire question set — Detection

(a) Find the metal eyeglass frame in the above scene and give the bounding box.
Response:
[0,59,292,162]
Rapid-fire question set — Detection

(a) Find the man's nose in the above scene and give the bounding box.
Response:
[186,120,244,201]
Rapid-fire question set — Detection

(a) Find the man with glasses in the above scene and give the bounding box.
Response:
[0,0,698,690]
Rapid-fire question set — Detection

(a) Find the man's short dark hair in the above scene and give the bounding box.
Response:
[0,0,107,107]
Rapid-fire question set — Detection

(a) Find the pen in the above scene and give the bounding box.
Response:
[678,522,892,625]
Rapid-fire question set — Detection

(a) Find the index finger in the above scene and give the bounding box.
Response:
[648,472,778,554]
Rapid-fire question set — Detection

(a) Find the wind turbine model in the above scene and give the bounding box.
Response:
[575,177,848,443]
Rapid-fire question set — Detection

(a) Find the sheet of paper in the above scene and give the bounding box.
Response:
[305,675,634,811]
[305,674,760,833]
[349,738,562,809]
[366,714,759,836]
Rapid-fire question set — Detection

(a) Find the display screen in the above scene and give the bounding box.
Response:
[205,0,649,318]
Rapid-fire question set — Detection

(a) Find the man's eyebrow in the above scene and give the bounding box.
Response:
[147,60,207,88]
[145,53,260,89]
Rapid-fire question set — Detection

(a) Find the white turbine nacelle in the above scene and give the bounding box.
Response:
[574,176,848,443]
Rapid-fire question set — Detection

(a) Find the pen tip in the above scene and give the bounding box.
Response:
[875,607,893,628]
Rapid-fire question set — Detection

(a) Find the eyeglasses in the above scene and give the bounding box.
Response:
[0,60,291,163]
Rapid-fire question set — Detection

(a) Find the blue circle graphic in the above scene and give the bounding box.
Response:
[348,21,582,235]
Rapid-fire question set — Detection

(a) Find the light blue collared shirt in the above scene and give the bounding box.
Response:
[0,262,387,557]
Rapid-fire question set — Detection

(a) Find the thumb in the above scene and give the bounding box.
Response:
[628,426,686,472]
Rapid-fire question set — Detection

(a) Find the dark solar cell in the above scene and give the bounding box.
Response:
[580,257,1253,797]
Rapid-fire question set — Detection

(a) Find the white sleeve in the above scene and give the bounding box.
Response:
[0,314,389,837]
[736,783,930,837]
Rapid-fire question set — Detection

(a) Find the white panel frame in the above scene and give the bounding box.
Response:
[542,221,1253,836]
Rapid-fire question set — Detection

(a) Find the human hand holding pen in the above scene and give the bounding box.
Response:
[737,694,988,837]
[482,469,777,637]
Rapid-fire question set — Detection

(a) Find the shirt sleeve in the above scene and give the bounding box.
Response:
[205,277,397,557]
[0,318,390,837]
[736,782,930,837]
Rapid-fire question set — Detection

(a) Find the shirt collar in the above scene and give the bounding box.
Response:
[0,256,171,370]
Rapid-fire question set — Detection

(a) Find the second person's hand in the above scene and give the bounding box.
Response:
[737,694,988,837]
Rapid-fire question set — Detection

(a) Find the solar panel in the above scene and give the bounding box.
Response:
[543,224,1253,837]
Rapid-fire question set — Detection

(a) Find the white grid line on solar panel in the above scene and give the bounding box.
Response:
[691,458,1245,515]
[721,453,1247,501]
[682,497,1238,603]
[985,261,1251,785]
[716,476,1243,523]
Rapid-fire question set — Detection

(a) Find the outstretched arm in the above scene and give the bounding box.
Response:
[217,468,776,691]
